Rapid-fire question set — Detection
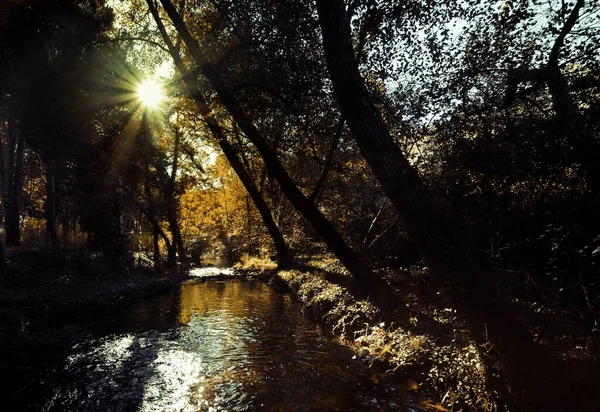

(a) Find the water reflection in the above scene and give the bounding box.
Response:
[30,280,408,411]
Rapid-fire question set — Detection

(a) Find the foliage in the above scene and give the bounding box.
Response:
[1,0,599,407]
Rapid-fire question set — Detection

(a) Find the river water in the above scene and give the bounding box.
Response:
[14,271,415,411]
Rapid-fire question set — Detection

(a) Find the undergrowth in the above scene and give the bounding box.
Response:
[273,265,494,412]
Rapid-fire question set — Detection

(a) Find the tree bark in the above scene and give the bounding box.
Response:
[157,0,376,283]
[148,0,291,268]
[316,0,574,409]
[0,118,25,246]
[166,124,187,263]
[143,111,175,269]
[45,161,58,242]
[309,117,344,203]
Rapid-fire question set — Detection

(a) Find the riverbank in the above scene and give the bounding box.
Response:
[3,248,594,410]
[0,248,177,373]
[236,254,598,411]
[234,256,488,411]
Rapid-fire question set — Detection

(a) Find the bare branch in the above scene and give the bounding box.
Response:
[548,0,585,66]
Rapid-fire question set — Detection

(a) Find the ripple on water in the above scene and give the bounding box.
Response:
[29,279,409,411]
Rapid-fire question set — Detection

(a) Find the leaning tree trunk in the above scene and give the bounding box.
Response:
[217,138,290,267]
[157,0,377,284]
[148,0,291,268]
[315,0,575,409]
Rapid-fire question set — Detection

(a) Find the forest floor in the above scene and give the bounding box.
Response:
[235,254,599,411]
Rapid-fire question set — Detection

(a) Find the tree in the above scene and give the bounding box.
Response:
[0,0,114,246]
[0,113,25,246]
[153,0,386,287]
[315,0,579,409]
[146,0,290,267]
[503,0,599,194]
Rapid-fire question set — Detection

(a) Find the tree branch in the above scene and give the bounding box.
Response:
[94,36,170,53]
[548,0,585,66]
[231,82,298,115]
[309,117,344,203]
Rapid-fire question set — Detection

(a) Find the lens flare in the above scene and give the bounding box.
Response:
[137,80,164,108]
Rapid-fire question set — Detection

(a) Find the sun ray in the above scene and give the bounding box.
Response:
[138,80,164,108]
[109,105,145,177]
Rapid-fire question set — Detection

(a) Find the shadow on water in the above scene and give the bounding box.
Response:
[14,279,417,411]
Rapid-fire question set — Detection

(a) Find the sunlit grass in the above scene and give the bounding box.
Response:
[274,267,492,410]
[235,254,277,271]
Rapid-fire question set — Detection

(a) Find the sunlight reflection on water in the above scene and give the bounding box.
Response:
[188,267,234,278]
[34,279,408,411]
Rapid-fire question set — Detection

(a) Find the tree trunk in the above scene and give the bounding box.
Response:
[546,66,600,194]
[309,117,344,203]
[148,0,291,268]
[152,224,161,269]
[157,0,376,284]
[166,125,187,263]
[62,215,71,246]
[4,202,20,246]
[123,184,173,270]
[0,240,5,279]
[143,112,175,269]
[0,118,25,246]
[45,161,58,242]
[167,207,185,261]
[315,0,574,409]
[218,138,290,267]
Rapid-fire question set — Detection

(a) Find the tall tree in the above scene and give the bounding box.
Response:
[155,0,384,286]
[0,114,25,246]
[146,0,290,267]
[165,122,187,263]
[315,0,578,409]
[504,0,599,193]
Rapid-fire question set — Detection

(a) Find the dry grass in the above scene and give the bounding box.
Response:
[234,254,277,271]
[273,264,495,411]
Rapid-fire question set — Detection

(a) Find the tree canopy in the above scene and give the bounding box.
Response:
[1,0,599,409]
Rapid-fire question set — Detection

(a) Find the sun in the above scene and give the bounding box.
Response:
[137,80,164,108]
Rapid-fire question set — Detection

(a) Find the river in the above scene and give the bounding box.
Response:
[11,269,416,411]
